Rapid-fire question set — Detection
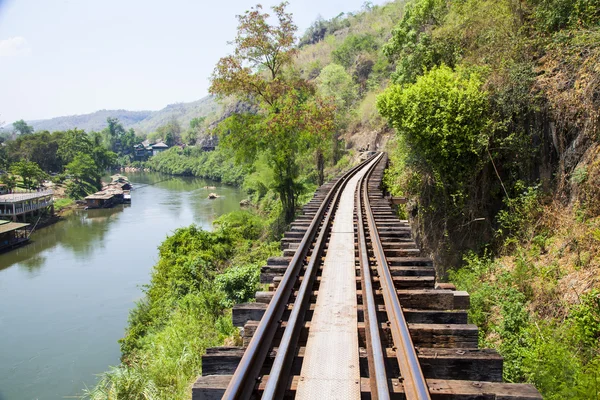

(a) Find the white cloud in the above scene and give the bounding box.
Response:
[0,36,31,57]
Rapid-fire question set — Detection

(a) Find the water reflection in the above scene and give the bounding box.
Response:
[0,172,246,400]
[1,207,123,271]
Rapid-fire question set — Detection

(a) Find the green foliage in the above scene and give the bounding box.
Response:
[450,252,600,398]
[87,210,279,400]
[64,153,102,199]
[85,365,159,400]
[189,117,205,130]
[570,290,600,351]
[529,0,600,32]
[0,174,17,191]
[572,167,588,185]
[155,119,182,147]
[146,146,249,186]
[6,130,62,172]
[383,0,453,84]
[10,160,47,189]
[103,117,126,153]
[378,65,489,192]
[53,198,74,212]
[12,119,34,135]
[215,264,260,307]
[210,3,338,221]
[316,64,358,111]
[496,183,542,242]
[331,33,378,68]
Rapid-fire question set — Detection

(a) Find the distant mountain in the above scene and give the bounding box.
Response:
[131,96,220,133]
[28,110,153,133]
[25,95,220,134]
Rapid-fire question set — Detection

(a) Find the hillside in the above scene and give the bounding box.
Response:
[131,96,220,133]
[24,95,219,134]
[27,109,153,133]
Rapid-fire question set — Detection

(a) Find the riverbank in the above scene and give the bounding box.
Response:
[85,210,280,399]
[143,147,249,186]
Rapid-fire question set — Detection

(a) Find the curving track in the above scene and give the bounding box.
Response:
[193,153,542,400]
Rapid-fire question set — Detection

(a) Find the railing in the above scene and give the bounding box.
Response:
[0,200,53,215]
[0,190,54,204]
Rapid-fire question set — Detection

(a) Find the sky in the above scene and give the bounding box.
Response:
[0,0,388,124]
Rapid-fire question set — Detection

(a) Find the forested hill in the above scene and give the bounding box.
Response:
[26,110,153,133]
[24,95,219,134]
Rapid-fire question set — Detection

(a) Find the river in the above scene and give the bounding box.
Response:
[0,173,246,400]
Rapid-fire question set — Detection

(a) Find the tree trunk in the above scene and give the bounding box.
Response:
[316,150,325,186]
[280,183,296,223]
[332,132,343,165]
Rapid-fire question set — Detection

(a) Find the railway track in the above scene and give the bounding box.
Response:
[193,153,542,399]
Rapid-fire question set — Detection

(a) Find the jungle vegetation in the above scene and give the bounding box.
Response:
[83,0,600,398]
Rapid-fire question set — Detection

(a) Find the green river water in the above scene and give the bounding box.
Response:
[0,173,245,400]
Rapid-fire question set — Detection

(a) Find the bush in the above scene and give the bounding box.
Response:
[496,182,542,242]
[90,207,280,400]
[450,251,600,398]
[529,0,600,32]
[215,264,260,307]
[383,0,453,84]
[378,65,489,193]
[146,146,249,186]
[332,33,378,68]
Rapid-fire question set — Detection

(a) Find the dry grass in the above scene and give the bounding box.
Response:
[536,29,600,167]
[492,196,600,320]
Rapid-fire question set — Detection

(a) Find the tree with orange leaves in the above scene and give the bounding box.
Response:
[210,2,336,222]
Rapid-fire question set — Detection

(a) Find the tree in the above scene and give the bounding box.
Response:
[156,119,182,147]
[10,160,47,189]
[0,174,16,191]
[58,129,93,165]
[190,117,206,130]
[317,64,358,110]
[65,153,102,198]
[66,153,100,184]
[0,145,7,171]
[377,65,489,192]
[210,2,336,221]
[13,119,34,135]
[316,64,358,164]
[103,117,126,153]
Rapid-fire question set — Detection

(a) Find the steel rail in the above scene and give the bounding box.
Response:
[222,154,377,399]
[362,156,431,400]
[356,153,390,399]
[262,153,362,399]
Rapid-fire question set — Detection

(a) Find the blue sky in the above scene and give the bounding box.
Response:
[0,0,387,124]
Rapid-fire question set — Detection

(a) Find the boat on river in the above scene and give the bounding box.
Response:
[0,220,30,253]
[85,175,133,209]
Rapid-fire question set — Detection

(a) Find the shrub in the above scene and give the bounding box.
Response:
[215,264,260,307]
[528,0,600,32]
[378,65,489,193]
[332,33,378,68]
[496,182,542,242]
[383,0,453,84]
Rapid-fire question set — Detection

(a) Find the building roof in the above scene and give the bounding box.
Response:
[152,142,169,149]
[85,192,115,200]
[0,221,30,234]
[0,190,53,204]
